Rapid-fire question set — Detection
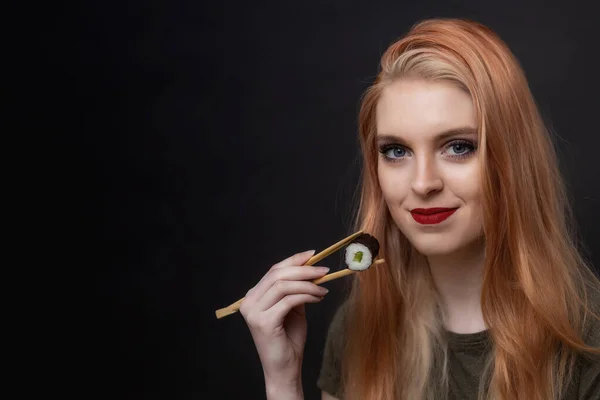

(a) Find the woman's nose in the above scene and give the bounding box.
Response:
[410,155,443,196]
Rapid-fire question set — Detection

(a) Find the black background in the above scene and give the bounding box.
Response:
[41,0,599,398]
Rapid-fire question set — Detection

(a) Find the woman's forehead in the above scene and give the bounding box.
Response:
[376,79,476,141]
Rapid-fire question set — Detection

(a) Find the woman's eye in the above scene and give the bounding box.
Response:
[445,141,475,157]
[379,140,476,163]
[449,143,468,154]
[385,147,406,159]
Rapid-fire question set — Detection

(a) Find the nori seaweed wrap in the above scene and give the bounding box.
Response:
[344,233,380,271]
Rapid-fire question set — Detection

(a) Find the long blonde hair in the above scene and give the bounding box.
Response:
[341,18,600,400]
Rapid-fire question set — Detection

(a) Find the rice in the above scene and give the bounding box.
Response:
[344,233,380,271]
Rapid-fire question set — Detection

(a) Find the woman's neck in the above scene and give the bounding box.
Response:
[427,237,487,334]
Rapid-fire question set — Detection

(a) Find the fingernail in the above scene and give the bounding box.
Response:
[305,250,316,256]
[317,267,330,273]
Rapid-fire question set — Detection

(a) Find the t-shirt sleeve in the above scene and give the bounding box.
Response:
[317,301,348,398]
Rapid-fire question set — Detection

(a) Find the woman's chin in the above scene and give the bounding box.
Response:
[414,244,456,257]
[409,234,485,258]
[407,234,464,257]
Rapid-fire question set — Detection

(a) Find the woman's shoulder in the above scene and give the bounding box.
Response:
[581,282,600,347]
[327,299,350,335]
[571,280,600,400]
[317,299,351,398]
[322,298,351,353]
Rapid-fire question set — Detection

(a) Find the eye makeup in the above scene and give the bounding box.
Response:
[377,138,478,163]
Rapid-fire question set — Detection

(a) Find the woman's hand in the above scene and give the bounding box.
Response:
[240,250,330,399]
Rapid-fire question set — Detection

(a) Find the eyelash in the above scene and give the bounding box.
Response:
[378,139,477,163]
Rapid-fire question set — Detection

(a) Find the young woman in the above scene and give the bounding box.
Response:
[239,18,600,400]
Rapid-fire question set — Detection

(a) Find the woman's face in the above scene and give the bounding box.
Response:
[376,78,484,256]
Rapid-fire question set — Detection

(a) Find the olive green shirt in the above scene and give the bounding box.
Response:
[317,301,600,399]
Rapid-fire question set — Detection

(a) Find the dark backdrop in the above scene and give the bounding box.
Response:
[44,0,599,398]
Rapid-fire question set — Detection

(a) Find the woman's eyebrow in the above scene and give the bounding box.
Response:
[376,127,478,144]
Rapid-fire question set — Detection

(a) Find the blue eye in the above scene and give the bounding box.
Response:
[449,143,468,154]
[445,140,476,158]
[379,145,407,162]
[388,147,406,158]
[377,139,477,163]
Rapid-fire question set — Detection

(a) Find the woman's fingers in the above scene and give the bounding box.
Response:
[267,294,324,323]
[246,264,329,304]
[240,263,329,322]
[271,250,316,270]
[256,280,329,312]
[243,250,315,303]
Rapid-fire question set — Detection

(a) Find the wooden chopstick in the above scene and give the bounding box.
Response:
[215,230,368,319]
[303,230,364,266]
[312,259,385,284]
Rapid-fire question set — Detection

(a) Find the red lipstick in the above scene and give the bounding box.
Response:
[410,207,458,225]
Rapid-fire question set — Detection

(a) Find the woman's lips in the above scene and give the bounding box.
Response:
[410,207,458,224]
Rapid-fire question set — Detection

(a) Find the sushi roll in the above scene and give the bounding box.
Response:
[344,233,380,271]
